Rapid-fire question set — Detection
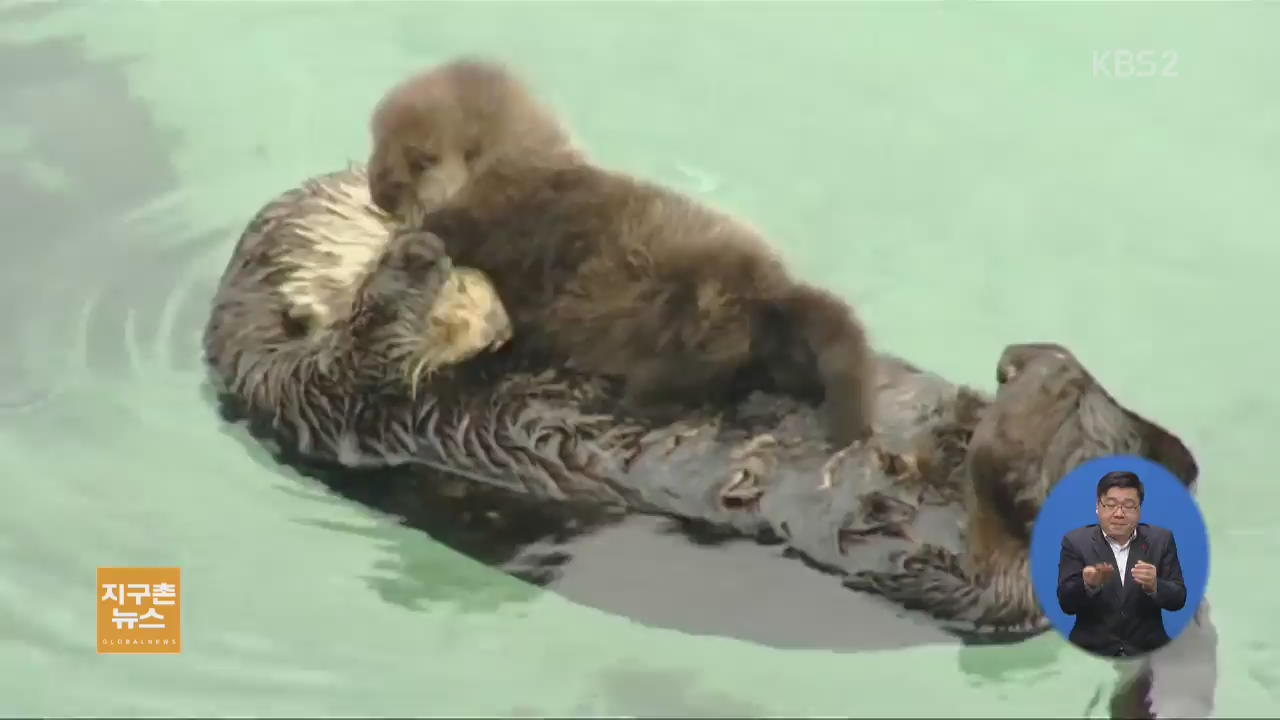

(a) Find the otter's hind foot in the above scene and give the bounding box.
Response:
[843,544,973,617]
[843,544,1044,635]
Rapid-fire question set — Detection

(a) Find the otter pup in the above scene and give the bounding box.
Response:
[367,58,875,446]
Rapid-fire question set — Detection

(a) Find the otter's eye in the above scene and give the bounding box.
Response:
[404,148,439,175]
[996,365,1012,385]
[463,145,481,163]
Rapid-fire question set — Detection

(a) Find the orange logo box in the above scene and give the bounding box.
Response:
[96,567,181,654]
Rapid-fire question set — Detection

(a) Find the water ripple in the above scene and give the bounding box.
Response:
[0,33,184,418]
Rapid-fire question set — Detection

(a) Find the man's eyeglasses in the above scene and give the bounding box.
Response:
[1099,499,1140,512]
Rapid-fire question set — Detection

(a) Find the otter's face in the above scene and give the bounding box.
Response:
[368,124,482,222]
[367,59,579,221]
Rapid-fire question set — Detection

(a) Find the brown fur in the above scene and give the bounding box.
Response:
[367,58,581,221]
[844,343,1199,633]
[965,343,1199,576]
[367,58,875,445]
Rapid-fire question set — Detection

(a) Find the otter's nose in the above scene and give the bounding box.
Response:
[370,180,403,214]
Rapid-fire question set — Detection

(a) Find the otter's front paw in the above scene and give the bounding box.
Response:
[383,228,449,277]
[354,229,452,332]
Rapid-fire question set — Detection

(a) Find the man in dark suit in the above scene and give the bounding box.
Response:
[1057,470,1187,657]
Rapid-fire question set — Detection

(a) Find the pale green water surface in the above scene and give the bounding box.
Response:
[1,1,1277,716]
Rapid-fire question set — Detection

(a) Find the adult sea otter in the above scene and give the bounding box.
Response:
[203,165,1201,641]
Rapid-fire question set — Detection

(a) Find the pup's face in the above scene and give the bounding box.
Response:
[368,107,482,222]
[367,60,575,222]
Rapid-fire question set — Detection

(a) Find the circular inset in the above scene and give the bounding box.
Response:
[1029,455,1209,659]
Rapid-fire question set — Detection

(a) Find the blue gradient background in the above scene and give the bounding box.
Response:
[1030,455,1210,644]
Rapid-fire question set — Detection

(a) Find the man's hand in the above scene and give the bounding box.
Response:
[1132,560,1158,593]
[1082,562,1115,589]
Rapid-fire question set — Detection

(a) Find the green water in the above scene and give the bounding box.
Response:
[2,1,1276,716]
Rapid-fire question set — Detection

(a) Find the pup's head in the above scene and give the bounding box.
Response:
[367,58,577,221]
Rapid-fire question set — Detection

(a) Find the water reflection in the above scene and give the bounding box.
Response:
[216,389,961,652]
[0,33,183,413]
